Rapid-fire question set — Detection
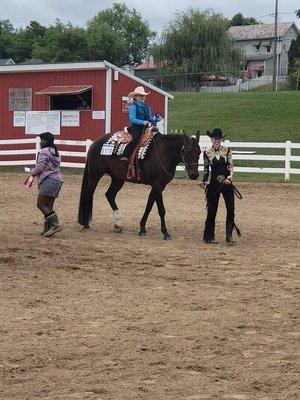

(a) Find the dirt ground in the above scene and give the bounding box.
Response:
[0,173,299,400]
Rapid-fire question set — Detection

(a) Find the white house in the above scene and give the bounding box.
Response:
[229,22,299,78]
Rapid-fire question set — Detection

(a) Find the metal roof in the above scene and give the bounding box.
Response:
[36,85,92,95]
[229,22,298,41]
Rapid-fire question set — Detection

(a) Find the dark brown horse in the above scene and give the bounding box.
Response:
[78,131,200,239]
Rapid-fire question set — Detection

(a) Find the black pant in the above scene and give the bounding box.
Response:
[203,182,235,240]
[122,125,145,157]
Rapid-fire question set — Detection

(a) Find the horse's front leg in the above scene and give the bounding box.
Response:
[156,189,171,240]
[139,187,156,236]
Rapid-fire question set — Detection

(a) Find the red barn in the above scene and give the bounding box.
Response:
[0,61,173,164]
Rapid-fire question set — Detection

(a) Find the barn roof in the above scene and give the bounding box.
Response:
[0,60,173,100]
[228,22,298,41]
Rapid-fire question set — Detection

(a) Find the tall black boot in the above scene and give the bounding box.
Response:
[226,222,236,245]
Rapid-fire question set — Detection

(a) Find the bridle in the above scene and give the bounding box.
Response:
[180,137,199,169]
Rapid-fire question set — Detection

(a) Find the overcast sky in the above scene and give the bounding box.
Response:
[1,0,299,32]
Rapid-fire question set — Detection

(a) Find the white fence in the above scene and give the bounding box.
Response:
[0,137,299,181]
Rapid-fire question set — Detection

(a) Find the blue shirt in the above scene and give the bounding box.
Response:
[129,101,152,126]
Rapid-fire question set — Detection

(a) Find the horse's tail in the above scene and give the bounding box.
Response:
[78,161,93,226]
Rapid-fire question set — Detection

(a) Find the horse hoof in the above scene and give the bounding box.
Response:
[81,225,90,232]
[114,225,123,233]
[164,234,172,240]
[139,230,146,236]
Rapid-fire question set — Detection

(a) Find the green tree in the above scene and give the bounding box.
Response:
[288,33,300,90]
[32,20,88,62]
[86,3,155,65]
[228,12,259,27]
[296,9,300,18]
[153,9,243,88]
[10,21,46,63]
[0,19,15,59]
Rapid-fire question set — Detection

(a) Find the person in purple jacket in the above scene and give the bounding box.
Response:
[30,132,63,237]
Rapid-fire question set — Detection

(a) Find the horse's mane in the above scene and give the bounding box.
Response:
[159,133,186,141]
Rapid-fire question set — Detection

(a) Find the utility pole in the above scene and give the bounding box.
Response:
[272,0,279,91]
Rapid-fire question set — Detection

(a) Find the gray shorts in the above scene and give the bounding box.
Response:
[39,178,63,198]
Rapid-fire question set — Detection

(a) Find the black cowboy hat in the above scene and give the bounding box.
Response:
[207,128,227,139]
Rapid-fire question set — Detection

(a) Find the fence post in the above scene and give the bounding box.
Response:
[86,139,92,157]
[285,141,291,181]
[35,136,41,160]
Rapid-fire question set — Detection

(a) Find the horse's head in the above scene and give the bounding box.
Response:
[182,131,201,180]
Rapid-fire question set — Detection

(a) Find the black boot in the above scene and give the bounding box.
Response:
[44,212,63,237]
[40,219,49,236]
[226,222,236,245]
[204,237,219,244]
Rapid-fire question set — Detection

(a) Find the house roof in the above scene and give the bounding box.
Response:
[0,58,15,65]
[134,59,156,71]
[229,22,298,41]
[0,60,173,100]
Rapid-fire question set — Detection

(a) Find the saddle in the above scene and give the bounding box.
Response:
[116,127,158,181]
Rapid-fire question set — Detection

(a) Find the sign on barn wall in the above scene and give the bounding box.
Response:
[13,111,26,127]
[61,110,80,127]
[9,88,32,111]
[25,111,61,135]
[121,96,132,113]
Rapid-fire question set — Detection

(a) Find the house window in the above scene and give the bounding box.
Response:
[50,90,92,110]
[266,45,271,53]
[253,41,261,51]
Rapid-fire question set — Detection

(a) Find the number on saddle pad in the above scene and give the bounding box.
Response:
[100,143,115,156]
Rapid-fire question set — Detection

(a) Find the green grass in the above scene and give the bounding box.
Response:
[169,91,300,142]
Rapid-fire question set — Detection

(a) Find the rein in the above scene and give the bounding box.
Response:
[202,179,243,199]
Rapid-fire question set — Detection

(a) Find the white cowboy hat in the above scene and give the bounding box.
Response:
[128,86,150,98]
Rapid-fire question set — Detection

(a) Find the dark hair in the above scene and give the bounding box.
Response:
[39,132,59,156]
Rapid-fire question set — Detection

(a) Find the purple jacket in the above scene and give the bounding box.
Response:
[31,147,63,184]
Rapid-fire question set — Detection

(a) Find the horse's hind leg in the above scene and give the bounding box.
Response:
[105,175,125,233]
[139,187,156,236]
[82,173,103,230]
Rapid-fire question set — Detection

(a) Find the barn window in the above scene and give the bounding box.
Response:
[35,85,93,110]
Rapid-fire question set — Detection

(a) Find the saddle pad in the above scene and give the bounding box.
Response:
[102,130,158,158]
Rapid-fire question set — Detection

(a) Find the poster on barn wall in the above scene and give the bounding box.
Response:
[13,111,26,127]
[9,88,32,111]
[61,110,80,127]
[121,96,132,113]
[25,111,60,135]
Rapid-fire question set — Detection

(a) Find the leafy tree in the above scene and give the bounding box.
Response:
[0,19,15,59]
[86,3,155,65]
[32,20,88,62]
[9,21,46,63]
[296,9,300,18]
[288,33,300,90]
[228,12,259,27]
[288,59,300,90]
[153,9,244,88]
